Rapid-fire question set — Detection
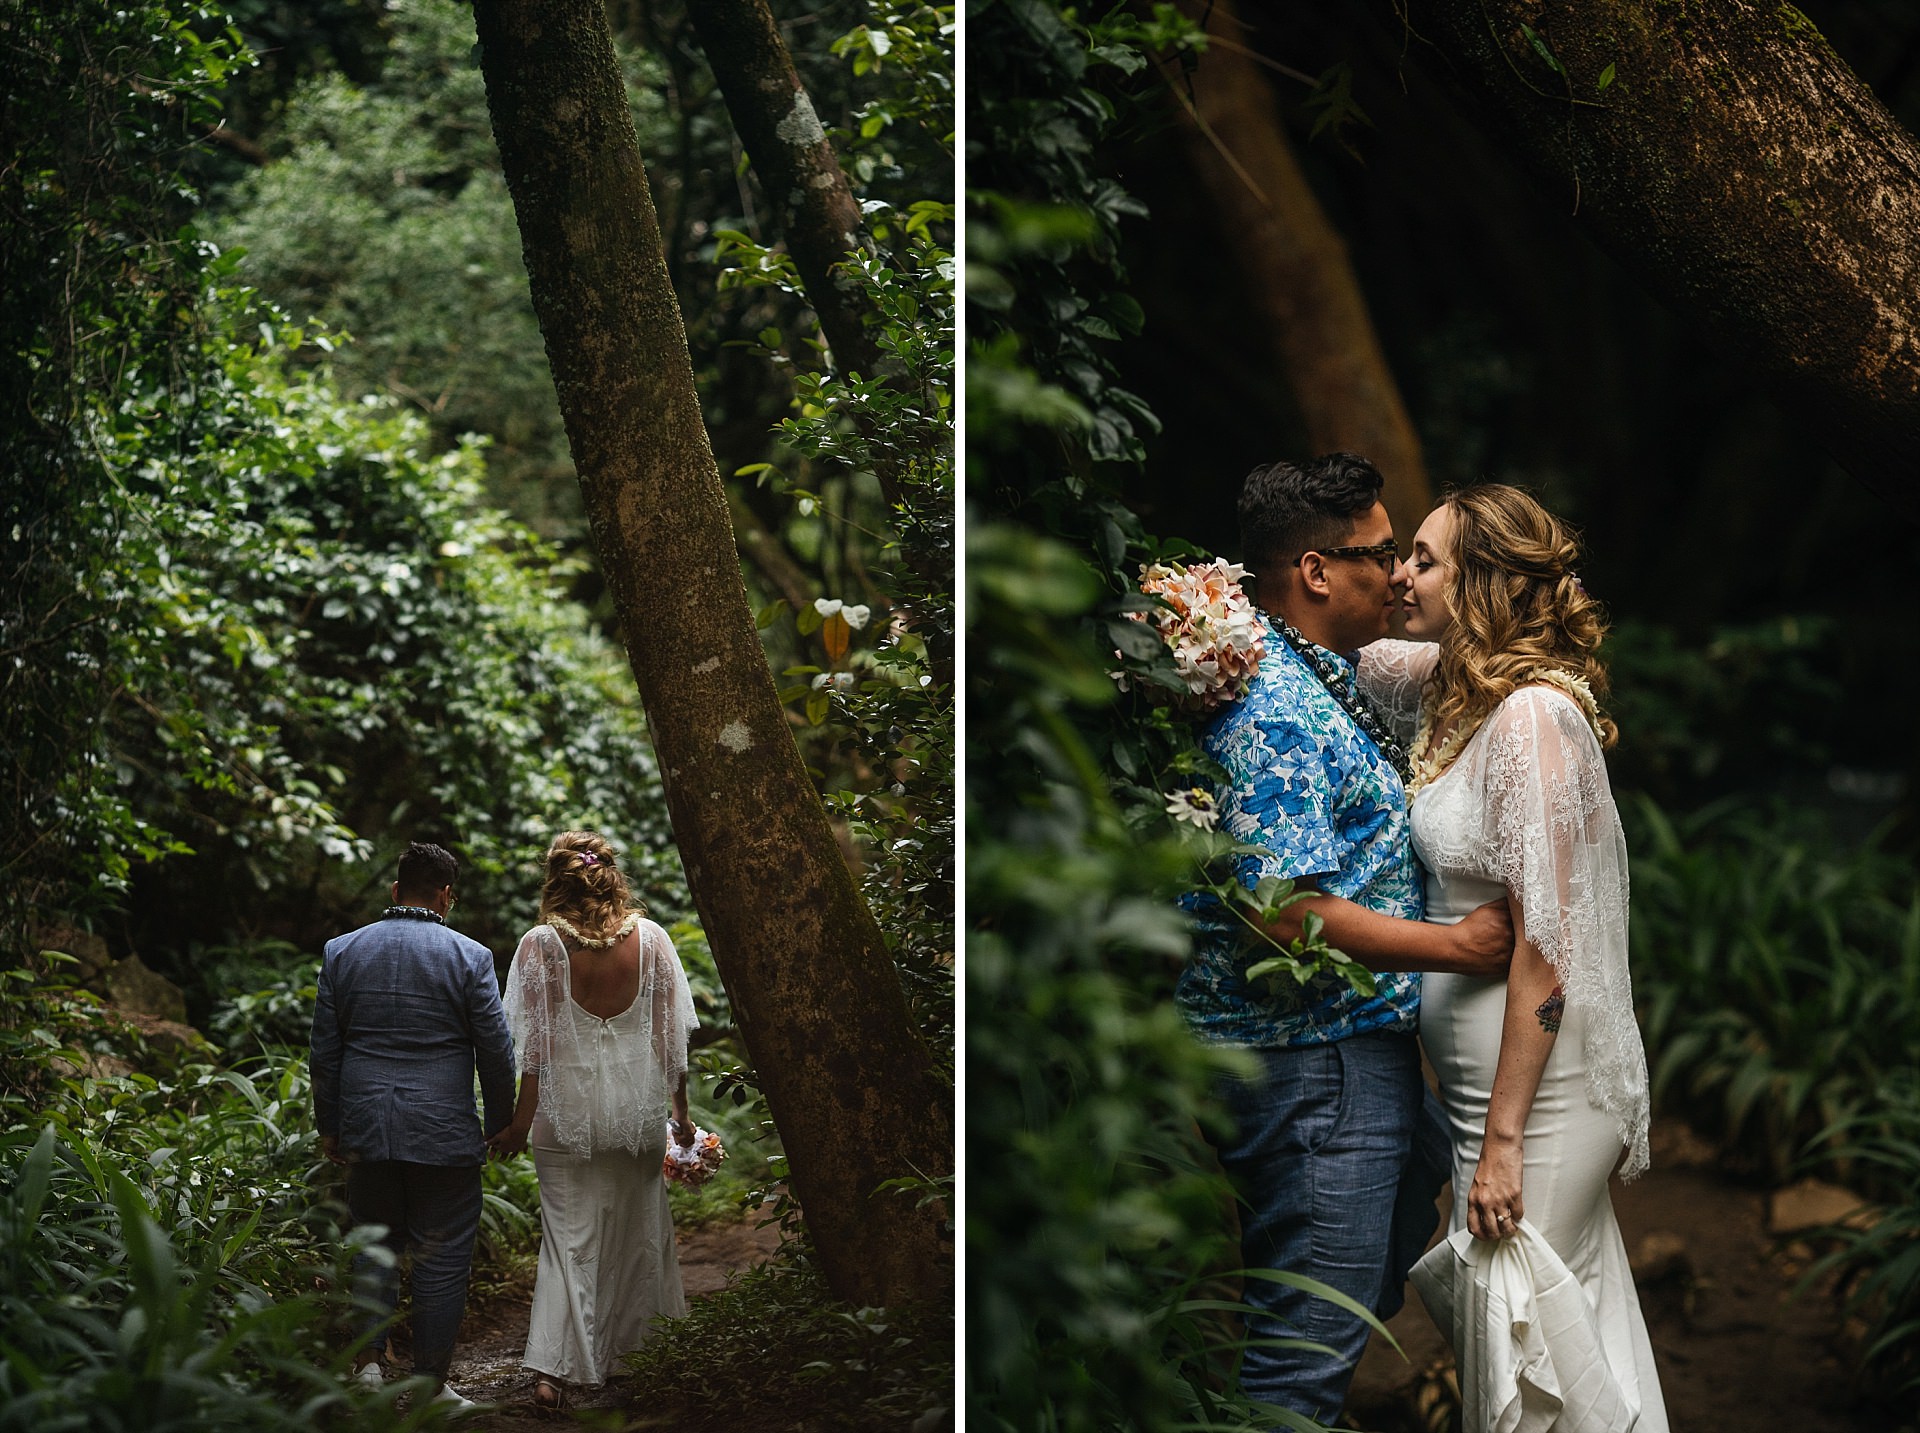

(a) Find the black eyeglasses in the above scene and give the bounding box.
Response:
[1296,539,1402,574]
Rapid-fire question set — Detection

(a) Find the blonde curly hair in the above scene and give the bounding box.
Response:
[539,830,645,941]
[1429,485,1618,749]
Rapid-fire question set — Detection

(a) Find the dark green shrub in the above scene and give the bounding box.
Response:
[0,1123,451,1433]
[1627,797,1920,1182]
[1805,1072,1920,1415]
[621,1255,950,1430]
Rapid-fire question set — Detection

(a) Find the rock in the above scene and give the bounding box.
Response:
[49,1051,136,1081]
[29,923,110,983]
[1767,1178,1876,1235]
[121,1011,210,1059]
[103,953,188,1023]
[1631,1230,1692,1283]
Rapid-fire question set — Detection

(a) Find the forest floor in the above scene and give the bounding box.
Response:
[1346,1118,1884,1432]
[439,1214,783,1427]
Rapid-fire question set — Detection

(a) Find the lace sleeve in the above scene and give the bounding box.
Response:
[1357,639,1439,745]
[1476,688,1651,1178]
[644,920,697,1089]
[501,925,571,1075]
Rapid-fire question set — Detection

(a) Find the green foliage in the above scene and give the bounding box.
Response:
[968,519,1256,1428]
[1805,1071,1920,1410]
[3,0,691,963]
[0,1125,448,1433]
[967,4,1353,1425]
[1626,798,1920,1183]
[73,306,686,957]
[830,2,956,186]
[0,977,451,1430]
[1604,615,1844,803]
[0,0,244,951]
[475,1152,541,1288]
[621,1255,950,1430]
[210,0,671,512]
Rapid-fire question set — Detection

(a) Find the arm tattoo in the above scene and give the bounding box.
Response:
[1535,983,1565,1034]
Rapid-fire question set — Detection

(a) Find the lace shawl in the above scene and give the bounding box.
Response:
[500,919,697,1158]
[1357,638,1439,747]
[1414,688,1651,1177]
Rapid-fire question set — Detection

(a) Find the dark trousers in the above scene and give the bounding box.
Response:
[1215,1032,1452,1422]
[346,1160,483,1381]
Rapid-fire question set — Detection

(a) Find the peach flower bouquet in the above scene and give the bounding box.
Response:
[1125,559,1266,714]
[662,1124,728,1186]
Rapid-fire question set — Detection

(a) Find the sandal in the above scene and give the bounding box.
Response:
[531,1377,569,1417]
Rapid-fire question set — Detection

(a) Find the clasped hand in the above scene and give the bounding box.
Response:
[1467,1137,1525,1241]
[487,1121,530,1158]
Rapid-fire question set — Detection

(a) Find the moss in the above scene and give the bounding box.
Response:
[1776,2,1840,60]
[1776,4,1817,38]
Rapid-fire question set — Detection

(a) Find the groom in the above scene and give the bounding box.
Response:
[310,840,516,1407]
[1178,454,1513,1422]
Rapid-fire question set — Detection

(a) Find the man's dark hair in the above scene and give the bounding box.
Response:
[395,841,458,899]
[1238,453,1386,578]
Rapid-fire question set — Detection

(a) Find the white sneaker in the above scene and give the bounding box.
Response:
[352,1361,383,1389]
[429,1384,480,1416]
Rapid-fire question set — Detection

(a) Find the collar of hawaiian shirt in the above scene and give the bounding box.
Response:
[1262,611,1359,685]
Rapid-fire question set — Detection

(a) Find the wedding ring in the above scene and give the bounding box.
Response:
[1497,1213,1513,1223]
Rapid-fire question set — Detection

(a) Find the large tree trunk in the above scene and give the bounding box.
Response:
[1160,0,1433,539]
[1378,0,1920,525]
[471,0,950,1308]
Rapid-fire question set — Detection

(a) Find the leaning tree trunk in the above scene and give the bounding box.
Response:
[471,0,950,1308]
[1377,0,1920,526]
[1161,0,1433,539]
[684,0,954,688]
[685,0,881,384]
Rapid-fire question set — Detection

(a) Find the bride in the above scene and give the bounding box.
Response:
[489,830,698,1412]
[1360,486,1669,1433]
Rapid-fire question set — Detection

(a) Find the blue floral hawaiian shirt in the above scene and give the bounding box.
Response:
[1176,613,1424,1048]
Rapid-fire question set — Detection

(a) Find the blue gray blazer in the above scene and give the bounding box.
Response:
[310,913,517,1166]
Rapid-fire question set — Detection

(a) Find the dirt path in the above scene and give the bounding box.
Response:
[1346,1119,1880,1432]
[445,1215,783,1426]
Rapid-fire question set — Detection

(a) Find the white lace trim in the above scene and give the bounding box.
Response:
[500,920,697,1158]
[1412,687,1651,1178]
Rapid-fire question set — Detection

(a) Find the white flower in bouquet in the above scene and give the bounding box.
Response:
[662,1123,728,1186]
[1128,559,1266,713]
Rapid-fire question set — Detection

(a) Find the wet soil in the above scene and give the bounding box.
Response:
[1345,1119,1887,1432]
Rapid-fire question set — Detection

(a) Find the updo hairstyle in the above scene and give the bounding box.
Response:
[539,830,644,942]
[1430,484,1618,749]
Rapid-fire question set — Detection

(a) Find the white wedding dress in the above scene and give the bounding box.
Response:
[501,918,697,1384]
[1361,642,1668,1433]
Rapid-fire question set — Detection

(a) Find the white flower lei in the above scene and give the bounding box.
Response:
[546,910,643,949]
[1407,667,1604,797]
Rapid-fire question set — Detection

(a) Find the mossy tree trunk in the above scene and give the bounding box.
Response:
[1380,0,1920,523]
[1164,0,1433,539]
[685,0,880,381]
[471,0,950,1308]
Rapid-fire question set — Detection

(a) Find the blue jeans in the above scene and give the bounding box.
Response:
[1214,1032,1451,1422]
[346,1160,483,1381]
